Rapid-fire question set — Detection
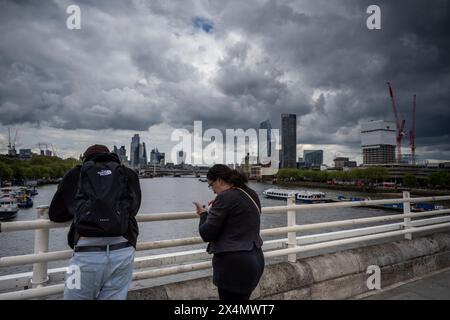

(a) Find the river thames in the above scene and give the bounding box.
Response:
[0,176,401,280]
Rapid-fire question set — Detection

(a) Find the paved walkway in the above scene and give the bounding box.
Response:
[362,268,450,300]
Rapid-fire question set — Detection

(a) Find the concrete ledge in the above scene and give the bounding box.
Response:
[127,231,450,300]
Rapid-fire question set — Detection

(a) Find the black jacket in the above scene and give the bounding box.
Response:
[199,187,263,254]
[49,152,141,249]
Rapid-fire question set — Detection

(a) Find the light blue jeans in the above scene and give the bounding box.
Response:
[63,245,135,300]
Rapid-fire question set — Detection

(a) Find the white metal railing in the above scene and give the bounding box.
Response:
[0,192,450,300]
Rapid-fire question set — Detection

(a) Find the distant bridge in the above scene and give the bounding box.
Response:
[138,168,209,177]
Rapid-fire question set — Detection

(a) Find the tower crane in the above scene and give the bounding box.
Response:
[409,94,416,164]
[7,128,18,157]
[387,82,406,163]
[51,144,57,158]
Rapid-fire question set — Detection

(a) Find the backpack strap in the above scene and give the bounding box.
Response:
[75,161,95,200]
[234,187,261,214]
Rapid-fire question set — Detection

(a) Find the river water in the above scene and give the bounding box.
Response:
[1,177,401,280]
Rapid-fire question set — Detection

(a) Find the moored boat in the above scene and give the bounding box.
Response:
[296,191,334,203]
[336,195,443,212]
[263,188,298,200]
[16,193,33,208]
[337,195,371,202]
[0,187,34,208]
[26,186,38,196]
[0,194,19,220]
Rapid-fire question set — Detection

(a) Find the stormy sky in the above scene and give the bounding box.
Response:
[0,0,449,165]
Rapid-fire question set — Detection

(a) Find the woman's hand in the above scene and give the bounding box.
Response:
[193,202,206,216]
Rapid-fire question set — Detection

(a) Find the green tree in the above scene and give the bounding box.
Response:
[30,166,42,179]
[23,167,35,180]
[364,167,389,183]
[426,172,442,188]
[444,173,450,189]
[48,164,65,178]
[277,168,301,180]
[403,174,417,188]
[11,165,25,180]
[0,162,13,181]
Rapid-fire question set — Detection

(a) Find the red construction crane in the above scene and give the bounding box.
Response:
[409,94,416,164]
[387,82,406,163]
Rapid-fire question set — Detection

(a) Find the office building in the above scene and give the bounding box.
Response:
[281,114,297,168]
[130,134,148,168]
[361,120,396,165]
[258,119,272,163]
[113,145,128,164]
[150,148,165,165]
[130,134,140,167]
[177,150,186,165]
[19,149,32,159]
[334,157,356,169]
[304,150,324,166]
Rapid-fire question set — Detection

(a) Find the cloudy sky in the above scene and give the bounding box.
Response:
[0,0,449,165]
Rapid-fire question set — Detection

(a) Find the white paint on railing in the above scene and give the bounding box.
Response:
[287,196,297,263]
[2,220,450,300]
[31,207,50,288]
[1,209,450,268]
[1,195,450,300]
[264,222,450,258]
[3,215,450,295]
[403,191,412,240]
[2,195,450,232]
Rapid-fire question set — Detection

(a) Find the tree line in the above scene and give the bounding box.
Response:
[276,168,450,189]
[0,156,80,182]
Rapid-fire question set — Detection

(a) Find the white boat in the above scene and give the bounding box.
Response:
[0,194,19,220]
[296,191,332,203]
[263,188,334,203]
[262,188,298,200]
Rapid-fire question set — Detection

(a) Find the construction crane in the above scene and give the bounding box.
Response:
[387,82,406,163]
[7,128,18,157]
[37,143,51,156]
[409,94,416,164]
[51,144,57,158]
[38,143,46,155]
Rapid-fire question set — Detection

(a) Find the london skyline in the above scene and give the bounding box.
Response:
[0,0,449,165]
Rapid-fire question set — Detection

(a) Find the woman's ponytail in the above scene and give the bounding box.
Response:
[229,170,248,188]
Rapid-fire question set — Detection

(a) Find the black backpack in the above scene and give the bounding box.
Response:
[74,160,130,237]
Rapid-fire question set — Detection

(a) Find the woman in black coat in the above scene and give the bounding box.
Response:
[194,164,265,300]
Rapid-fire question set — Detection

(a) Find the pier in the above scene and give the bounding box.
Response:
[0,192,450,300]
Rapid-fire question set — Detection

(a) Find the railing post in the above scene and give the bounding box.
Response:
[403,191,412,240]
[31,205,50,288]
[287,196,297,263]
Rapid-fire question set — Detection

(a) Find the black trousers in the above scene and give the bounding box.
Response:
[218,287,251,301]
[212,246,265,300]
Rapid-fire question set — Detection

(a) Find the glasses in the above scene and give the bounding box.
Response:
[208,181,215,189]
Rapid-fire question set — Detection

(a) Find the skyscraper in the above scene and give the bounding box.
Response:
[304,150,324,166]
[177,150,186,165]
[150,148,165,165]
[113,145,128,164]
[141,142,148,166]
[130,134,140,168]
[281,114,297,168]
[258,119,272,163]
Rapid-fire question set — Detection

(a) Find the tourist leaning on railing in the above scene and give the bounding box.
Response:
[49,144,141,300]
[194,164,265,301]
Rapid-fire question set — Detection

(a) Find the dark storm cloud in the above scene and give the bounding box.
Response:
[0,0,448,158]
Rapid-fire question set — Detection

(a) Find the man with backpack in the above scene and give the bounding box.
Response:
[49,144,141,300]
